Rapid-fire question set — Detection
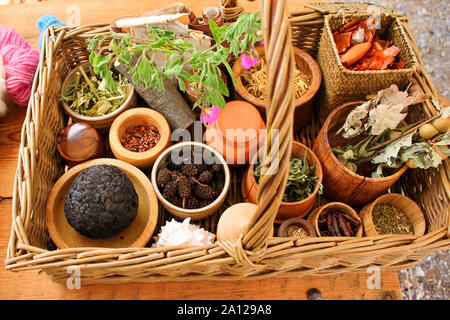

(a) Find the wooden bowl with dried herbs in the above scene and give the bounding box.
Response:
[109,107,172,169]
[360,193,426,236]
[60,62,136,130]
[242,141,323,223]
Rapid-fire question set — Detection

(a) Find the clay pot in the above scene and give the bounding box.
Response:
[277,218,317,237]
[312,101,408,207]
[60,62,136,131]
[307,202,363,237]
[233,45,321,132]
[360,193,426,236]
[205,100,266,166]
[242,141,323,223]
[109,108,172,169]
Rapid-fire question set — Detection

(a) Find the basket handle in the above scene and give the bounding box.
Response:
[241,0,295,251]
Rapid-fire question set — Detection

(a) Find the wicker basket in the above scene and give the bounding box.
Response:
[5,1,450,285]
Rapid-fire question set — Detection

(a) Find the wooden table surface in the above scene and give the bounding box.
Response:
[0,0,405,300]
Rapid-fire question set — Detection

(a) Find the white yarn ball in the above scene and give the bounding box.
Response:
[0,57,7,118]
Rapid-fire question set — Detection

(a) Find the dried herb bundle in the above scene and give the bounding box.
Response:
[372,203,414,235]
[61,65,128,117]
[253,154,322,203]
[241,57,310,101]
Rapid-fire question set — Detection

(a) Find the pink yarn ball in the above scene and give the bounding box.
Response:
[0,25,39,106]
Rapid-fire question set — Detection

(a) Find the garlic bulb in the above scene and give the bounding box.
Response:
[153,218,215,247]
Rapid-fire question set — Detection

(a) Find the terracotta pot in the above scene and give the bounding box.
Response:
[233,45,321,132]
[109,107,172,169]
[360,193,426,236]
[307,202,363,237]
[205,100,266,166]
[242,141,323,223]
[277,218,317,237]
[151,141,231,221]
[61,62,136,131]
[312,101,408,207]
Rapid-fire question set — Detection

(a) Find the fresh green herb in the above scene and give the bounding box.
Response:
[61,65,128,117]
[252,153,323,203]
[87,12,262,113]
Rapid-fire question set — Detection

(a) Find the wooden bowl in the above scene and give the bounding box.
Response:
[60,62,136,131]
[151,141,231,221]
[46,158,159,249]
[312,101,408,207]
[307,202,363,237]
[109,107,172,169]
[233,45,321,131]
[360,193,426,236]
[277,218,317,237]
[242,141,323,223]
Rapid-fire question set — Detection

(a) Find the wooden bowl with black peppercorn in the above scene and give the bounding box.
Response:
[151,141,231,221]
[307,202,363,237]
[109,107,172,169]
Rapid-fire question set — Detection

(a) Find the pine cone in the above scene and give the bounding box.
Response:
[185,196,199,209]
[177,175,191,198]
[195,184,218,200]
[181,163,198,177]
[162,180,177,197]
[198,198,214,208]
[198,170,213,183]
[165,194,183,208]
[156,168,171,187]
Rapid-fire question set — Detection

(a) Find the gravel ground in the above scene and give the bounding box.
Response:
[341,0,449,301]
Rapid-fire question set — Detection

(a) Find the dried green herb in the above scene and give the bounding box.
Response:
[252,153,323,203]
[372,203,414,235]
[61,65,128,117]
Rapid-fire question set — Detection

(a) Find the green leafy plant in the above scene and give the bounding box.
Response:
[87,12,262,115]
[253,153,323,203]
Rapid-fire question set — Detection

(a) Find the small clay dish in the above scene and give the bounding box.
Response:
[60,62,136,131]
[45,158,159,249]
[109,107,172,169]
[151,141,231,221]
[277,218,317,238]
[360,193,426,236]
[307,202,363,237]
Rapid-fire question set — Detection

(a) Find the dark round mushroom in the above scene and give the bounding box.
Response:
[64,164,139,239]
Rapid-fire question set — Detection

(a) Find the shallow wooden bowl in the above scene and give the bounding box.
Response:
[46,158,159,249]
[307,202,363,237]
[109,107,172,169]
[360,193,426,236]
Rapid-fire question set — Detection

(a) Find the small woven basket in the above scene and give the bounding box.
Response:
[315,9,418,122]
[5,1,450,285]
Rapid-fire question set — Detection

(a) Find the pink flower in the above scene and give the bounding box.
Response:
[200,106,220,125]
[241,51,259,70]
[260,38,264,46]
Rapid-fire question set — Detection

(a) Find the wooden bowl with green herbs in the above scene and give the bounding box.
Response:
[60,62,136,130]
[242,141,323,223]
[359,193,426,236]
